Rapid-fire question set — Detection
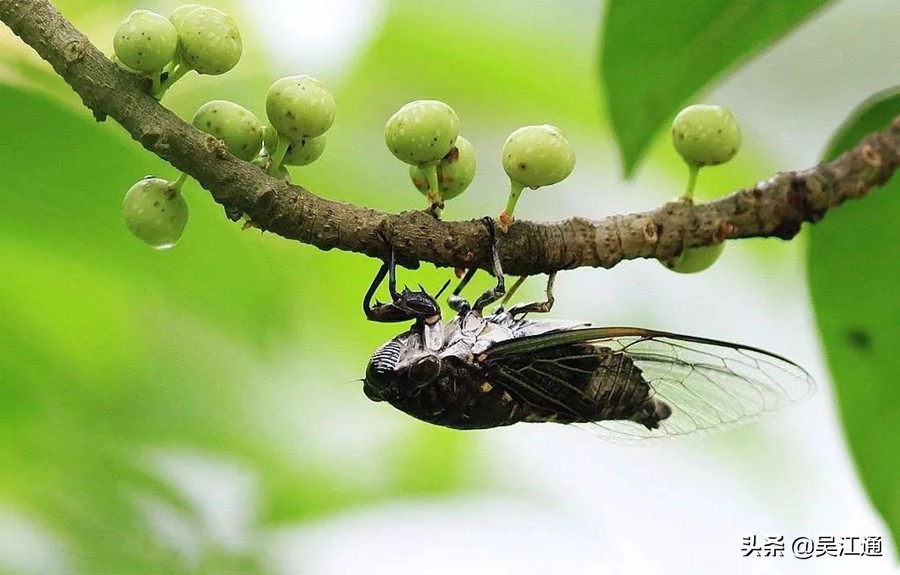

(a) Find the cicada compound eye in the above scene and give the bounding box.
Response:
[408,355,441,385]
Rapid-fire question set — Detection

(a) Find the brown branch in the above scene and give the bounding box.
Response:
[2,0,898,275]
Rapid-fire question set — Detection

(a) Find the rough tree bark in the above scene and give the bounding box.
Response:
[1,0,898,275]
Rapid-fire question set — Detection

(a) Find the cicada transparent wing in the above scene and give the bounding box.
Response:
[481,327,816,442]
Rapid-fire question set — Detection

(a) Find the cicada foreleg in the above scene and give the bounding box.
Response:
[363,231,442,323]
[362,259,392,321]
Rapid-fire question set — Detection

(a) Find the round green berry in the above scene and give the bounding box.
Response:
[502,124,575,189]
[385,100,459,166]
[168,4,200,31]
[283,135,326,166]
[174,6,241,75]
[410,135,476,201]
[266,75,336,141]
[113,10,178,74]
[662,242,725,274]
[122,177,189,250]
[671,105,741,167]
[192,100,263,161]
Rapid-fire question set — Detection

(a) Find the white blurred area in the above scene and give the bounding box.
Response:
[5,0,899,573]
[249,0,900,573]
[242,0,386,77]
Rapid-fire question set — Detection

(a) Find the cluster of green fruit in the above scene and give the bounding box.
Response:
[123,73,336,250]
[663,104,742,274]
[384,100,576,224]
[113,5,241,98]
[116,4,337,250]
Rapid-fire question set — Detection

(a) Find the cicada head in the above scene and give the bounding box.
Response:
[364,330,443,403]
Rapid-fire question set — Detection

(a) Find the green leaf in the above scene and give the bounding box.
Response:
[600,0,831,177]
[809,87,900,556]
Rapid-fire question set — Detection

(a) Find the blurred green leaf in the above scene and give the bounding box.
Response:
[809,86,900,556]
[600,0,831,177]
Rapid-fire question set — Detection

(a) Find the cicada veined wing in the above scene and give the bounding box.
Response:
[481,327,816,442]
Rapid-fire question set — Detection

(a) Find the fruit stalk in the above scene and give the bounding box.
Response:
[422,161,443,215]
[683,164,699,200]
[267,135,291,176]
[499,180,525,227]
[155,62,190,99]
[170,171,189,191]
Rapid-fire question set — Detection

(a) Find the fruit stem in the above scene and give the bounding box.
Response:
[151,71,163,96]
[155,62,191,99]
[683,165,700,200]
[503,180,526,221]
[169,172,189,191]
[267,135,291,176]
[422,161,443,217]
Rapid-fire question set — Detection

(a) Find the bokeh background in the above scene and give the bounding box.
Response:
[1,0,899,573]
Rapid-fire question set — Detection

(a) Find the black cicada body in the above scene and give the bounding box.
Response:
[363,219,814,440]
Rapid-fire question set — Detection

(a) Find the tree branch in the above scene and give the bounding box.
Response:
[2,0,898,275]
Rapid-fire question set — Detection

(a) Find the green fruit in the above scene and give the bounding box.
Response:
[671,104,741,167]
[662,242,725,274]
[283,135,326,166]
[192,100,263,161]
[502,124,575,189]
[266,75,336,140]
[174,6,241,75]
[122,177,189,250]
[385,100,459,166]
[112,54,139,73]
[410,135,476,201]
[113,10,178,73]
[168,4,200,30]
[262,124,279,155]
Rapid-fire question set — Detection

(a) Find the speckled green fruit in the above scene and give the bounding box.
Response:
[113,10,178,73]
[174,6,241,75]
[410,135,476,201]
[168,4,200,30]
[385,100,459,166]
[266,75,336,141]
[671,105,741,167]
[663,242,725,274]
[502,124,575,189]
[122,177,189,250]
[192,100,263,161]
[283,135,326,166]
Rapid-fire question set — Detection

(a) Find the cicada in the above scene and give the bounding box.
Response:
[363,218,814,440]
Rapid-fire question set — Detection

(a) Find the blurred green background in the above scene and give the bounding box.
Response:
[1,0,899,573]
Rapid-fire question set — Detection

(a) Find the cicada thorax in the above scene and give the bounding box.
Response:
[480,343,672,430]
